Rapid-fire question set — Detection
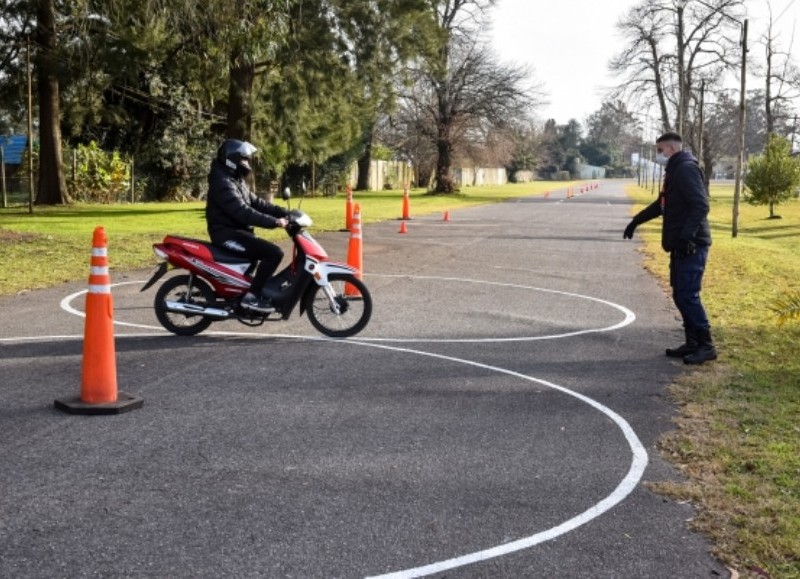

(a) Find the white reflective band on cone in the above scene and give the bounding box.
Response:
[89,285,112,294]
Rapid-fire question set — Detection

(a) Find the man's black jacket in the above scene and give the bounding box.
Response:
[205,160,288,240]
[632,151,712,252]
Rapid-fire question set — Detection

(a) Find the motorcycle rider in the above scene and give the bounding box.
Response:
[206,139,289,313]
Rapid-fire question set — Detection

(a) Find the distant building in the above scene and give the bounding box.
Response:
[575,163,606,179]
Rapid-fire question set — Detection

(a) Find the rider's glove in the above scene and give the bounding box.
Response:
[623,220,638,239]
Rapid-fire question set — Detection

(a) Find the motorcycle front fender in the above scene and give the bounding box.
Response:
[306,261,358,286]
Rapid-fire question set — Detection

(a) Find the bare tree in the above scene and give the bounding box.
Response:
[400,0,540,193]
[610,0,745,146]
[759,1,800,138]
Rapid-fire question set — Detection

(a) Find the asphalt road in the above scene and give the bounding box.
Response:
[0,181,730,578]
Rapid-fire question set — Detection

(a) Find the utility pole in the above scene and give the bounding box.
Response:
[638,143,643,187]
[732,19,748,238]
[26,36,34,215]
[698,79,708,192]
[1,144,6,208]
[698,80,705,164]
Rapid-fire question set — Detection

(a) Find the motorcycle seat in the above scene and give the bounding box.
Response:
[208,244,253,265]
[166,235,253,265]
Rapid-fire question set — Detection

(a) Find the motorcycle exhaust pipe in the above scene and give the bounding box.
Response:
[165,300,230,319]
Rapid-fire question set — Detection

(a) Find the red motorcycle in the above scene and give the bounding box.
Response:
[141,195,371,338]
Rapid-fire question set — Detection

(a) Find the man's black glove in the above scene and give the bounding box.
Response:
[675,238,697,257]
[623,220,638,239]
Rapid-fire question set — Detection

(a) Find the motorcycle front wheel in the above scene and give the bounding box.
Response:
[304,274,372,338]
[154,275,216,336]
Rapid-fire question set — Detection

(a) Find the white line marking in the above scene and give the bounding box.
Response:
[59,282,171,331]
[5,276,646,578]
[360,274,636,343]
[57,276,636,342]
[351,340,648,578]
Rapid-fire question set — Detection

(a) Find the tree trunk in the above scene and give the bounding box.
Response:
[227,54,254,141]
[34,0,69,205]
[355,124,373,191]
[434,92,455,193]
[434,132,455,193]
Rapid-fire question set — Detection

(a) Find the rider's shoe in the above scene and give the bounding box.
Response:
[240,293,275,313]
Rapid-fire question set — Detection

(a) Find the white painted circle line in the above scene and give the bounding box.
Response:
[59,282,162,331]
[58,276,635,343]
[359,273,636,343]
[11,280,647,578]
[49,277,645,577]
[345,341,648,579]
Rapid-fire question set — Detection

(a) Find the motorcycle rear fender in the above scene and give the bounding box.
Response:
[140,261,170,292]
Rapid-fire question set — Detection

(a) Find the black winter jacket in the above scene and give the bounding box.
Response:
[205,160,288,240]
[632,151,712,252]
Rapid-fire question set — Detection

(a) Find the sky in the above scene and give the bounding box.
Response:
[490,0,800,125]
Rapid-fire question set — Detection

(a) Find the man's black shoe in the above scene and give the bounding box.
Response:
[683,328,717,365]
[684,345,717,364]
[240,293,275,313]
[666,328,699,358]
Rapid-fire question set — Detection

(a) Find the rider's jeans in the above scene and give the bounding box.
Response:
[670,245,711,331]
[212,230,284,293]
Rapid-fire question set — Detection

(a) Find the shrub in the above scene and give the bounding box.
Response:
[67,141,131,203]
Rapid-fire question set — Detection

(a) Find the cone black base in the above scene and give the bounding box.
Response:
[54,392,143,415]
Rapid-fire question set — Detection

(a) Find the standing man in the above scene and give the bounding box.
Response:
[623,132,717,364]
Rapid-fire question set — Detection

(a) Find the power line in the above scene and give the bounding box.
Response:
[773,0,797,24]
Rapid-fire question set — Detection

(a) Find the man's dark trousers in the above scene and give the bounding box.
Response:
[670,245,710,332]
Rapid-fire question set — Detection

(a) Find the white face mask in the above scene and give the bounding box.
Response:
[655,153,669,166]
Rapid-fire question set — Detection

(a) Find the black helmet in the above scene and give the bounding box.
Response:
[217,139,257,178]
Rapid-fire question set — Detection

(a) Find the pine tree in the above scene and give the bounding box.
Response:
[744,133,800,219]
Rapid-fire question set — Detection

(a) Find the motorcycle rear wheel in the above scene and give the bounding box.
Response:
[154,275,216,336]
[304,274,372,338]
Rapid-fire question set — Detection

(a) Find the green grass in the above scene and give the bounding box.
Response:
[0,182,566,295]
[628,183,800,578]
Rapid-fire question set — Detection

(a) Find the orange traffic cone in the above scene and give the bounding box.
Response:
[398,220,408,234]
[443,210,450,222]
[55,227,142,415]
[345,204,363,297]
[401,185,411,220]
[544,191,550,199]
